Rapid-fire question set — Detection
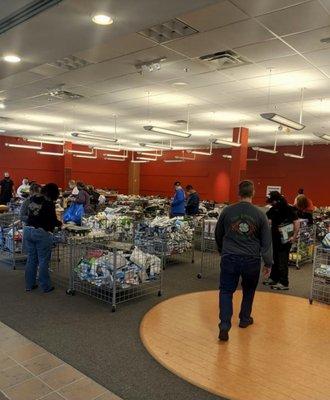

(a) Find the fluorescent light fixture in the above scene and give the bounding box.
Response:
[67,149,94,155]
[92,14,114,25]
[27,139,64,145]
[5,143,42,150]
[144,125,191,138]
[103,153,128,158]
[283,153,304,159]
[260,113,305,131]
[38,151,64,156]
[131,160,147,163]
[222,154,232,159]
[104,157,125,162]
[164,159,184,163]
[213,139,241,147]
[142,143,172,150]
[0,103,6,109]
[71,132,117,143]
[92,146,121,152]
[252,146,278,154]
[320,134,330,141]
[138,151,162,157]
[0,129,5,133]
[74,154,97,159]
[172,82,188,86]
[137,156,157,161]
[3,54,21,63]
[175,154,196,161]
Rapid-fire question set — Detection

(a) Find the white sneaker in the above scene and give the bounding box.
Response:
[263,278,277,286]
[271,282,289,290]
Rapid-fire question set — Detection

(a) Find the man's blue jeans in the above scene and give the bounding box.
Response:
[24,226,53,292]
[219,254,261,331]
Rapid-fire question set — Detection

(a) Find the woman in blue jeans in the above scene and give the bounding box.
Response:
[24,183,62,293]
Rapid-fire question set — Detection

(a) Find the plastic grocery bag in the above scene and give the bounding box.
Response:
[63,203,85,225]
[322,233,330,249]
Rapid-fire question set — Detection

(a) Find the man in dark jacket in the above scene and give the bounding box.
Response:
[215,180,273,341]
[0,172,14,205]
[185,185,200,216]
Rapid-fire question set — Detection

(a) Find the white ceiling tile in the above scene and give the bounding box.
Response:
[164,70,232,89]
[167,19,272,58]
[74,34,155,63]
[257,54,312,73]
[0,71,43,91]
[231,0,311,17]
[29,63,66,78]
[178,0,248,32]
[283,26,330,53]
[304,48,330,66]
[221,63,269,79]
[234,39,296,62]
[256,1,330,36]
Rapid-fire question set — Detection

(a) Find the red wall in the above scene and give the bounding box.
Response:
[0,136,129,192]
[140,145,330,206]
[245,145,330,206]
[140,150,231,202]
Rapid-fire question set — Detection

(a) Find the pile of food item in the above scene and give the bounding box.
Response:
[135,216,194,256]
[74,246,161,288]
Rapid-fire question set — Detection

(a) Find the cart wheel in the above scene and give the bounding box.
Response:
[111,305,116,313]
[296,266,300,270]
[66,289,75,296]
[158,290,162,297]
[309,298,313,305]
[191,259,195,264]
[197,273,202,279]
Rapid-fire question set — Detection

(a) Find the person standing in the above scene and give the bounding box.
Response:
[264,191,300,290]
[0,172,14,205]
[185,185,200,216]
[24,183,62,293]
[74,181,91,213]
[20,182,42,223]
[215,180,273,342]
[170,181,185,217]
[17,178,30,199]
[295,194,315,225]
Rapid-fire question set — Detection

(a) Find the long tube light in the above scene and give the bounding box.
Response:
[27,139,64,145]
[260,113,305,131]
[252,147,278,154]
[38,151,64,156]
[104,157,125,162]
[164,159,184,163]
[222,154,232,159]
[137,156,157,161]
[192,142,213,156]
[213,139,241,147]
[131,160,147,163]
[67,149,94,155]
[138,151,162,157]
[71,132,118,143]
[74,154,97,159]
[320,134,330,141]
[93,146,121,152]
[283,153,304,159]
[142,143,173,150]
[144,125,191,138]
[5,143,42,150]
[104,153,128,159]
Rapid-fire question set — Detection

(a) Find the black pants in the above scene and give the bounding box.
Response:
[270,243,291,286]
[219,254,261,331]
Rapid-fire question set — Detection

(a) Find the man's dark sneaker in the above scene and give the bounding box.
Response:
[218,330,229,341]
[25,285,38,292]
[44,287,55,293]
[239,317,254,328]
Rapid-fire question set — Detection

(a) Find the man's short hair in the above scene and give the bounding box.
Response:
[174,181,181,186]
[238,180,254,198]
[186,185,193,191]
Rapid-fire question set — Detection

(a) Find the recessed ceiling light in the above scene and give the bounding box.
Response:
[172,82,188,87]
[0,102,5,109]
[3,55,21,63]
[92,14,113,25]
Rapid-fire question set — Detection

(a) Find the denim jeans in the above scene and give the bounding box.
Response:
[219,254,261,331]
[24,226,53,292]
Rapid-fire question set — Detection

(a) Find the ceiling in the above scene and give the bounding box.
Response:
[0,0,330,150]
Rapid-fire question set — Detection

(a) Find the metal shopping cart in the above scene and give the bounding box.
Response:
[309,245,330,305]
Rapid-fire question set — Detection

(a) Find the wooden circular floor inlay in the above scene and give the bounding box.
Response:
[140,291,330,400]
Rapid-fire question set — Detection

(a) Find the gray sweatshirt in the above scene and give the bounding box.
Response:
[215,201,273,266]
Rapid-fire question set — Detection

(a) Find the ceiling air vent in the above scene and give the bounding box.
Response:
[200,50,251,70]
[47,87,83,100]
[51,55,92,71]
[0,0,63,35]
[174,119,187,125]
[139,18,198,44]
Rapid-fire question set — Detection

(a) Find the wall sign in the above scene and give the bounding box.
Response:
[266,185,282,196]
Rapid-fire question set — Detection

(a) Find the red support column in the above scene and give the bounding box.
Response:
[229,127,249,203]
[63,142,73,189]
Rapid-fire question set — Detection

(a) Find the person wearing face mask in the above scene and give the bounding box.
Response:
[0,172,14,205]
[17,178,30,199]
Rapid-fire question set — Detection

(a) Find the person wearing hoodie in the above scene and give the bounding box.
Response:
[170,181,186,217]
[185,185,200,216]
[0,172,14,205]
